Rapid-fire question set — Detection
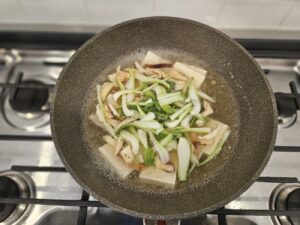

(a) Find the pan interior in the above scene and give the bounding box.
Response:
[82,48,240,194]
[51,17,276,218]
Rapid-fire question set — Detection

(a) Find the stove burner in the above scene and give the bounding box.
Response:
[9,80,49,113]
[269,183,300,225]
[0,177,19,222]
[0,171,35,225]
[1,72,54,132]
[286,189,300,225]
[275,81,300,129]
[278,114,297,129]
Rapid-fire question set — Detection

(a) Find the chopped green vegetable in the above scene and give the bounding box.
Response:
[113,89,142,102]
[189,82,201,115]
[136,73,170,88]
[148,132,170,163]
[136,104,145,117]
[198,91,215,103]
[198,129,230,166]
[120,130,140,155]
[181,114,193,128]
[122,94,135,117]
[141,112,156,122]
[158,92,184,106]
[125,72,135,102]
[161,105,177,114]
[177,137,191,181]
[165,80,176,92]
[137,129,148,149]
[93,51,230,184]
[169,103,192,120]
[179,127,211,134]
[159,134,173,146]
[131,121,163,134]
[143,147,155,166]
[165,107,192,128]
[153,84,167,97]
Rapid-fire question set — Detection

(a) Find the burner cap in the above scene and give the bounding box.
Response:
[9,80,49,113]
[0,171,35,224]
[270,184,300,225]
[286,189,300,224]
[0,176,19,222]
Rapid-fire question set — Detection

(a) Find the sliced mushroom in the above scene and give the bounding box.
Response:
[116,70,130,82]
[198,126,220,145]
[120,145,134,164]
[195,119,205,127]
[145,68,168,78]
[115,137,124,155]
[154,156,175,173]
[194,143,204,160]
[108,118,119,128]
[104,104,113,119]
[164,68,187,81]
[101,82,114,101]
[189,132,199,143]
[202,100,214,117]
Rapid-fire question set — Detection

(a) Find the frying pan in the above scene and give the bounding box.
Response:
[51,17,277,220]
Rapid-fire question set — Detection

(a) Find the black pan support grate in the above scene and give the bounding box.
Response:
[0,37,300,225]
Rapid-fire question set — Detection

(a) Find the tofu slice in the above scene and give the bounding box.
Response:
[139,166,176,187]
[98,144,134,179]
[142,51,171,66]
[173,62,207,88]
[200,119,228,155]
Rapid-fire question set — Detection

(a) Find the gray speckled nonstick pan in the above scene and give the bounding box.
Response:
[51,17,277,220]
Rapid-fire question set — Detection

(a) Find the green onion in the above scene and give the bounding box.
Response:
[120,130,139,155]
[148,132,170,163]
[136,73,170,88]
[177,137,191,181]
[143,147,155,166]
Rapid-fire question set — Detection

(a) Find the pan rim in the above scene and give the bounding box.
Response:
[50,16,278,220]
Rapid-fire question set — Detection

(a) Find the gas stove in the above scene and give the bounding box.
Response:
[0,34,299,225]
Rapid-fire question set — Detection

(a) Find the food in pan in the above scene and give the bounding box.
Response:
[90,51,230,187]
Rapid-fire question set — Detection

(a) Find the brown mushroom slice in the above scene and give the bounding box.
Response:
[198,126,221,146]
[104,104,113,119]
[139,166,176,187]
[154,156,175,173]
[142,51,172,68]
[200,119,228,155]
[202,100,214,117]
[119,145,134,164]
[98,144,134,179]
[164,68,187,81]
[115,137,124,155]
[101,82,114,101]
[145,68,168,78]
[107,118,119,128]
[116,70,130,82]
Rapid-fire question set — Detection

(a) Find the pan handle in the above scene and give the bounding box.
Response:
[143,219,180,225]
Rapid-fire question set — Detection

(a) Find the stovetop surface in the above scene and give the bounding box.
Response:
[0,48,299,225]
